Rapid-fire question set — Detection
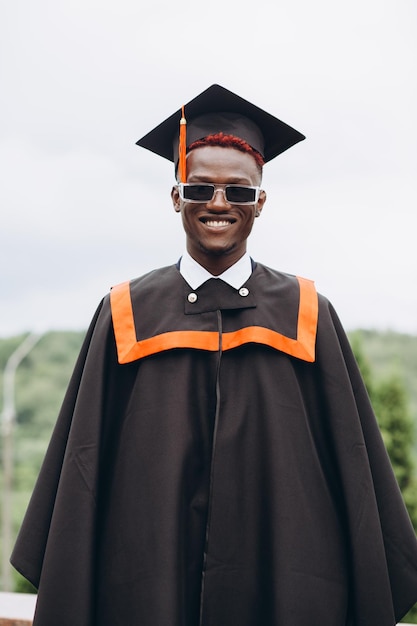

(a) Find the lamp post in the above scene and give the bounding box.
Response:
[1,332,42,591]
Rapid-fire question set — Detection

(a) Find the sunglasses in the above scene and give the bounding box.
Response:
[177,183,261,205]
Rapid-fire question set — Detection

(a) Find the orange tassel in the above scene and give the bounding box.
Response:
[178,105,187,183]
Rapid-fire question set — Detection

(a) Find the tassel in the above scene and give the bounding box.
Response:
[178,105,187,183]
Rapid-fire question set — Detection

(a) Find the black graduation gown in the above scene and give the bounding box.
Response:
[11,262,417,626]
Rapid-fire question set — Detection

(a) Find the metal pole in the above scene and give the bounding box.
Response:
[1,332,42,591]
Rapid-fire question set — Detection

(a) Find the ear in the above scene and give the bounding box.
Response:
[171,185,181,213]
[255,189,267,217]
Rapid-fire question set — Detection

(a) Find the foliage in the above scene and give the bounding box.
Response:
[0,331,84,592]
[350,333,417,527]
[350,333,417,622]
[349,330,417,442]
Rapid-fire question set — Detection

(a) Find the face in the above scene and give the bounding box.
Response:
[171,146,267,275]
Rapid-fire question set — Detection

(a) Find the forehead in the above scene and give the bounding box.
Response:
[186,146,261,183]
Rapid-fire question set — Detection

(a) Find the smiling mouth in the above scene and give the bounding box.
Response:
[200,217,236,228]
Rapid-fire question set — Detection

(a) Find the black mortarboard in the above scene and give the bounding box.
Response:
[136,84,305,169]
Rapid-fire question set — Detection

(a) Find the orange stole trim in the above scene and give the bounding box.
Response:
[110,276,318,364]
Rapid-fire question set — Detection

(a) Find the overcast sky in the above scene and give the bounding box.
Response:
[1,0,416,338]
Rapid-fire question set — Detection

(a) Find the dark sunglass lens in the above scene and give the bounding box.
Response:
[225,186,256,203]
[184,185,214,201]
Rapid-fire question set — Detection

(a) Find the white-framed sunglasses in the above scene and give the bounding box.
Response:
[177,183,261,205]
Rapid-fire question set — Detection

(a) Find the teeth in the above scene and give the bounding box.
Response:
[205,220,231,227]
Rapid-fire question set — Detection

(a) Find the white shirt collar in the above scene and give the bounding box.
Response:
[179,250,252,290]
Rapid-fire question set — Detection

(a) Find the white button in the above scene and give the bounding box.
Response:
[239,287,249,297]
[187,293,198,303]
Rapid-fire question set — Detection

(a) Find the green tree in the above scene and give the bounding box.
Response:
[373,377,417,526]
[349,333,374,394]
[351,335,417,622]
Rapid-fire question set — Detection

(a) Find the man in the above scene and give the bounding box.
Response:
[11,85,417,625]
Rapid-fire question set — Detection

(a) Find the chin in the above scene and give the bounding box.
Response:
[199,242,236,256]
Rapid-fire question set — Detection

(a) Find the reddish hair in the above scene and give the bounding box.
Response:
[188,132,265,170]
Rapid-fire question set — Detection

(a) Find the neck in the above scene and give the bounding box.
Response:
[187,247,246,276]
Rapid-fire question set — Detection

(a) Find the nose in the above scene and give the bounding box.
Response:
[206,188,231,209]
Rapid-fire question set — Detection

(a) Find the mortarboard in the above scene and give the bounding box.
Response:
[136,84,305,180]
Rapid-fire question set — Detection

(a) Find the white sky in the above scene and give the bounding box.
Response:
[1,0,416,337]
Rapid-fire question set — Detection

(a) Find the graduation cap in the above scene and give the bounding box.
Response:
[136,84,305,181]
